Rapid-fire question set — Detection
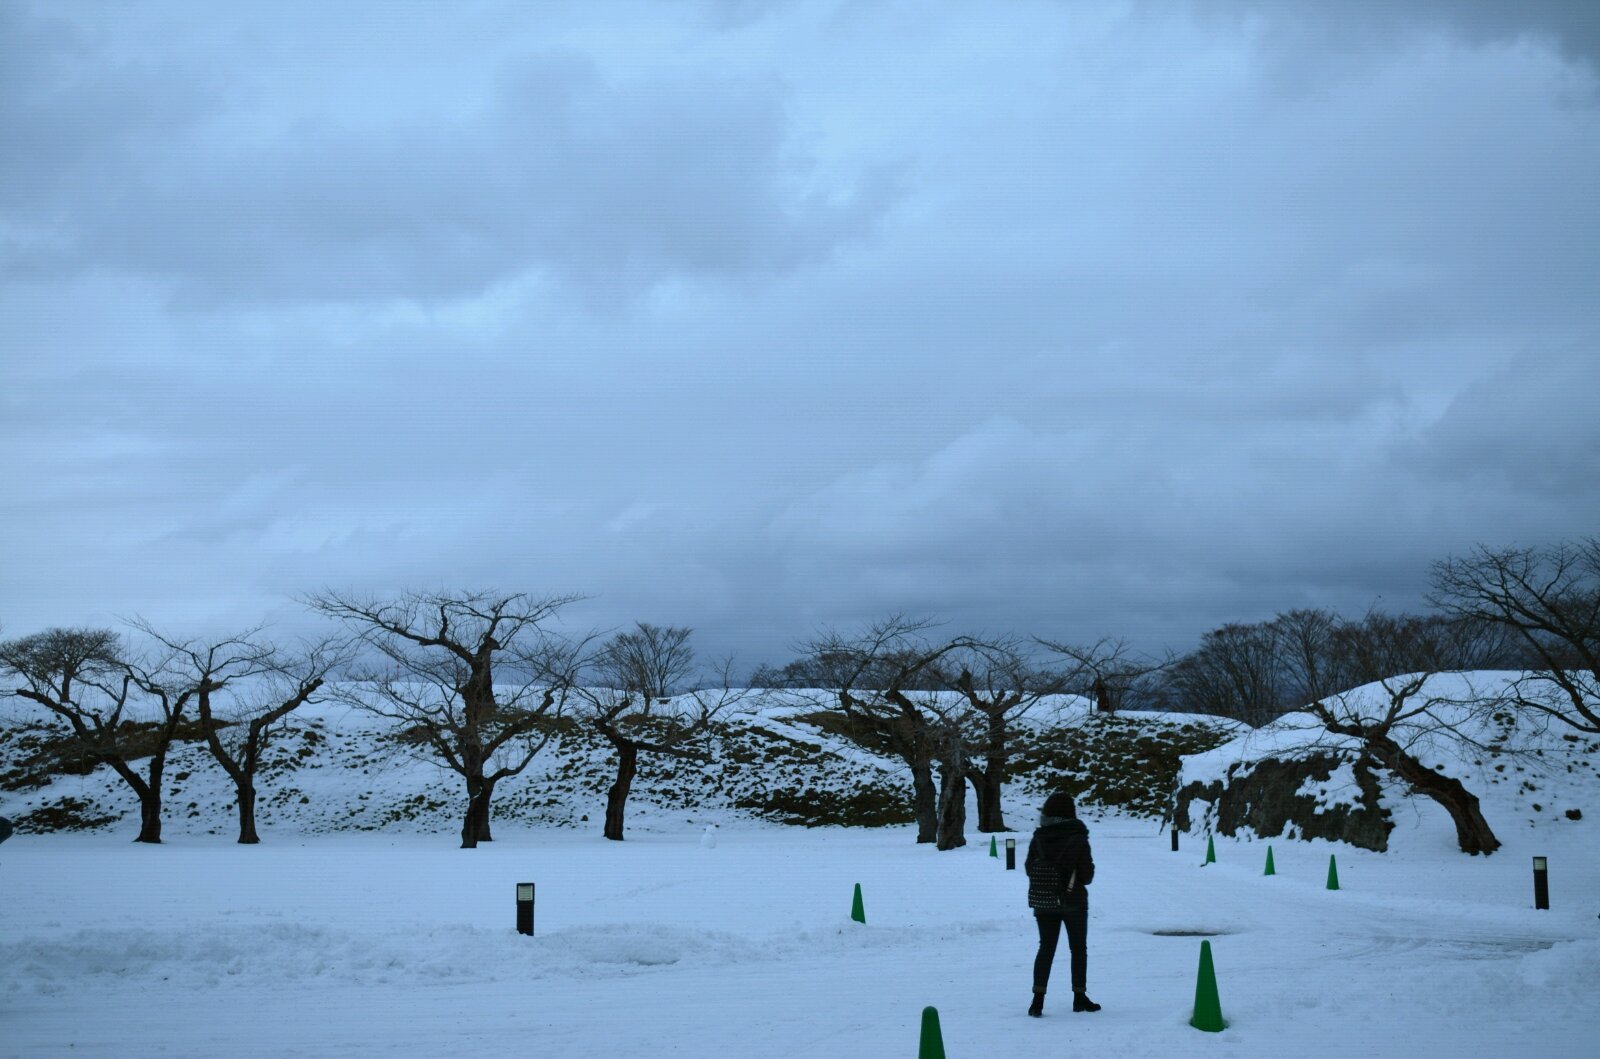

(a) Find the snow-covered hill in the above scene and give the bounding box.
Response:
[0,690,1238,840]
[1174,672,1600,853]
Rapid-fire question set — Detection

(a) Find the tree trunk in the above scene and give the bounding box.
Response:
[135,789,162,844]
[911,761,937,843]
[476,786,495,843]
[975,708,1008,832]
[129,754,164,844]
[1371,735,1501,855]
[461,698,494,845]
[235,781,260,845]
[106,757,161,844]
[969,768,1006,832]
[460,775,496,848]
[935,757,967,850]
[605,743,639,841]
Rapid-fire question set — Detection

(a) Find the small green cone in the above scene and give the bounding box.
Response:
[1264,846,1276,876]
[989,835,998,858]
[918,1006,946,1059]
[1326,853,1340,891]
[1190,939,1227,1032]
[850,882,866,924]
[1204,834,1217,865]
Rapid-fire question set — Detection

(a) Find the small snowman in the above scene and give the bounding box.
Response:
[699,823,719,849]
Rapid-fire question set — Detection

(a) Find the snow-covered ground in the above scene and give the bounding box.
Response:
[3,806,1596,1057]
[3,681,1597,1056]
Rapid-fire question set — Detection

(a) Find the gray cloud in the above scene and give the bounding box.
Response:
[1188,0,1600,74]
[1409,343,1600,496]
[2,0,1596,670]
[2,9,896,306]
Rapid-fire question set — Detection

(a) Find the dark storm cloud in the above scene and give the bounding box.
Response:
[1191,0,1600,73]
[2,8,895,306]
[1409,344,1600,496]
[2,0,1597,669]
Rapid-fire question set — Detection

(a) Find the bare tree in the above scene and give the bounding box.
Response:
[1302,611,1503,855]
[1165,622,1287,725]
[307,590,580,848]
[1036,636,1167,714]
[794,617,974,846]
[937,638,1066,833]
[135,623,351,844]
[1269,609,1343,706]
[599,623,695,699]
[921,698,971,850]
[1,627,196,843]
[576,626,746,840]
[1430,539,1600,733]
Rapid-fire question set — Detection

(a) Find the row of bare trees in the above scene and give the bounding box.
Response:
[4,537,1595,854]
[749,539,1600,855]
[761,618,1127,850]
[0,592,749,848]
[0,624,343,844]
[1044,539,1599,739]
[315,593,751,847]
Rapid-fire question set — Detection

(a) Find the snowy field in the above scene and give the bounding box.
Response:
[3,808,1597,1058]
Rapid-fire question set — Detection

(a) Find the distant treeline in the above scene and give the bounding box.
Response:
[752,537,1599,730]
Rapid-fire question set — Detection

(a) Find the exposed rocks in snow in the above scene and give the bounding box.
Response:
[1173,752,1395,851]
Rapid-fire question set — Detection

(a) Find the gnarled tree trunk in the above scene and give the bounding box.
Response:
[235,782,260,845]
[935,757,967,850]
[910,761,937,843]
[1325,726,1500,856]
[461,774,497,848]
[1369,735,1500,855]
[604,742,639,841]
[135,789,163,844]
[970,705,1010,832]
[968,768,1005,833]
[109,761,163,844]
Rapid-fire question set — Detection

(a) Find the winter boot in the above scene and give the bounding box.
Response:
[1028,992,1044,1017]
[1073,992,1101,1012]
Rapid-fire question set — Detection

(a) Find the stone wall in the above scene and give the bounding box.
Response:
[1172,752,1395,852]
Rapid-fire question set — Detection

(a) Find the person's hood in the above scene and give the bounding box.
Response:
[1036,815,1088,833]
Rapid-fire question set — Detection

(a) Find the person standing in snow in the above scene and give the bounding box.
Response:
[1025,791,1098,1017]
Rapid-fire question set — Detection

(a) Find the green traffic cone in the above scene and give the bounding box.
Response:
[989,835,998,858]
[918,1006,946,1059]
[851,882,866,923]
[1204,834,1217,864]
[1190,939,1227,1032]
[1264,846,1276,876]
[1326,854,1340,891]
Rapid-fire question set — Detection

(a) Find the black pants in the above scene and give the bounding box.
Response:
[1033,907,1087,994]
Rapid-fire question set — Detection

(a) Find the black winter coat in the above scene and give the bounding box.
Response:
[1025,818,1094,912]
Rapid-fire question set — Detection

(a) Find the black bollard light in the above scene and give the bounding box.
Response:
[1005,837,1016,870]
[1532,857,1549,911]
[517,882,536,935]
[1171,827,1180,852]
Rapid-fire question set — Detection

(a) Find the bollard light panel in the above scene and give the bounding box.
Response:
[516,882,536,936]
[1533,856,1547,871]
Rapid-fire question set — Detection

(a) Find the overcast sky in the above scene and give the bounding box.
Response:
[3,0,1597,672]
